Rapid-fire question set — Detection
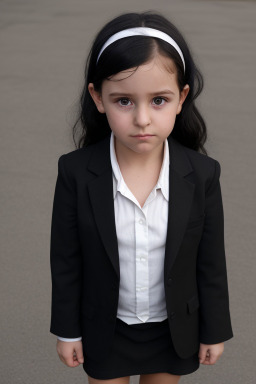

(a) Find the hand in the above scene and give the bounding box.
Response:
[198,342,224,365]
[56,340,84,367]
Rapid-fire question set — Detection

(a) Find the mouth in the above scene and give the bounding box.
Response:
[132,134,155,138]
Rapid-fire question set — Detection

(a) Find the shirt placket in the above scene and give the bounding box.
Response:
[135,204,149,322]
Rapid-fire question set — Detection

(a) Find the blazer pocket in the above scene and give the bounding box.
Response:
[187,295,200,314]
[186,213,205,230]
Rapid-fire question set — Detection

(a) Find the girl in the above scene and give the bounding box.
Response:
[50,11,233,384]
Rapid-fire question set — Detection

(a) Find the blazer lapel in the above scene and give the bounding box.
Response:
[86,135,195,282]
[87,136,120,281]
[164,136,195,278]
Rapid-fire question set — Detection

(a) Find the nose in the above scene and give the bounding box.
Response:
[133,104,151,128]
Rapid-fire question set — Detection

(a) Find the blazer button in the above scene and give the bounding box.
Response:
[167,278,172,286]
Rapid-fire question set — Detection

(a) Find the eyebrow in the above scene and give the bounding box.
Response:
[109,90,175,97]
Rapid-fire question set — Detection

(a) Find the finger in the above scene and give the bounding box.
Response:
[198,346,208,364]
[59,352,79,368]
[202,356,211,365]
[202,361,211,365]
[209,352,219,365]
[74,344,84,364]
[56,342,83,368]
[66,355,80,367]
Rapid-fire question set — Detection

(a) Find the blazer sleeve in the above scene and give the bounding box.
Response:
[197,160,233,344]
[50,154,82,338]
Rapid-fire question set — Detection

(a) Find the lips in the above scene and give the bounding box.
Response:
[132,134,154,137]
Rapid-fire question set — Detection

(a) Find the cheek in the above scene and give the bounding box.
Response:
[157,108,179,134]
[168,103,181,120]
[160,107,178,124]
[105,109,130,130]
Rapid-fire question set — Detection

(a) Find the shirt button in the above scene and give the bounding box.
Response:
[167,278,172,286]
[139,219,144,224]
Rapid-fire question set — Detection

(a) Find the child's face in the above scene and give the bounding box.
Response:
[89,55,189,157]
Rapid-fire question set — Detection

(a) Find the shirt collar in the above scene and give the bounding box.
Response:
[110,132,169,201]
[110,133,127,199]
[155,138,169,201]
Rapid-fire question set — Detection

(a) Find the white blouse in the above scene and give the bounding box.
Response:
[111,133,169,325]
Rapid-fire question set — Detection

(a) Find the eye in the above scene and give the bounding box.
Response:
[118,98,132,106]
[152,97,166,106]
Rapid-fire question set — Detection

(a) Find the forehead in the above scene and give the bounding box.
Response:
[102,55,179,92]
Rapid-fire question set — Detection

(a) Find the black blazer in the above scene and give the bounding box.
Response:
[50,134,233,362]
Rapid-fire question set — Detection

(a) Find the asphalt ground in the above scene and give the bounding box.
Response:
[1,0,256,383]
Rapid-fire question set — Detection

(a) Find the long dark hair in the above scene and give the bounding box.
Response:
[72,11,208,154]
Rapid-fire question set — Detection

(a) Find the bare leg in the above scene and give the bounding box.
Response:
[139,373,181,384]
[87,374,130,384]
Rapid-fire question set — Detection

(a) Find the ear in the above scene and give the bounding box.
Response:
[88,83,105,113]
[176,84,190,114]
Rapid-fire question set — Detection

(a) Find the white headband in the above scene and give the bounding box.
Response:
[96,27,185,72]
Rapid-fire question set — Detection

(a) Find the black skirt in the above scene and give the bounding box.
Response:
[83,317,199,380]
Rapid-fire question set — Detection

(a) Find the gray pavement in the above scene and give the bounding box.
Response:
[1,0,256,383]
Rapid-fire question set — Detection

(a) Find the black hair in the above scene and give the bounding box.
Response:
[72,11,208,154]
